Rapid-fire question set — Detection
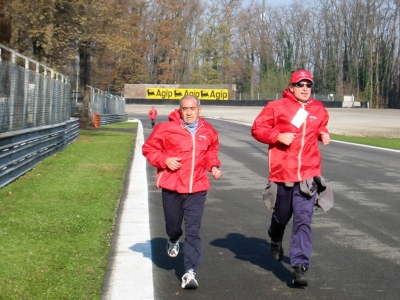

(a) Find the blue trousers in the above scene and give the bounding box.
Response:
[268,183,316,269]
[162,189,207,273]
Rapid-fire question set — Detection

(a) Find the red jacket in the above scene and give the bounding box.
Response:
[148,108,157,120]
[142,109,221,193]
[251,89,329,182]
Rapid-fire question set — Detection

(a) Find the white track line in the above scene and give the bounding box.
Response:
[207,117,400,153]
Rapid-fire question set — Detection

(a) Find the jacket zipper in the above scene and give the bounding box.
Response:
[189,134,195,193]
[188,123,203,193]
[297,103,306,181]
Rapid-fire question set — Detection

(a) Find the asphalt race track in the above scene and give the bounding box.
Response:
[127,106,400,300]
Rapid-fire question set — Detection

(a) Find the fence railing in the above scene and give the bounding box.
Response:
[93,114,128,128]
[87,86,127,126]
[0,43,73,134]
[0,43,78,188]
[235,92,357,102]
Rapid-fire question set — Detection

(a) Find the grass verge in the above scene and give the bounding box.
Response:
[331,133,400,150]
[0,121,137,299]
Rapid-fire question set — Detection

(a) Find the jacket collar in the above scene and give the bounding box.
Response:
[282,88,313,105]
[168,109,204,127]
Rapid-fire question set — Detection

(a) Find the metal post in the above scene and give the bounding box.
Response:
[59,75,66,122]
[22,58,30,128]
[33,63,40,126]
[49,69,55,124]
[9,52,16,131]
[75,56,79,106]
[42,68,48,124]
[87,85,94,124]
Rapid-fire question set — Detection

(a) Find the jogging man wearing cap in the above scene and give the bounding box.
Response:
[251,70,331,286]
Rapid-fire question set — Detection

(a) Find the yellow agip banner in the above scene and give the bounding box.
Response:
[146,88,228,100]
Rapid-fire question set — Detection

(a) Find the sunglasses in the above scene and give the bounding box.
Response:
[293,82,313,88]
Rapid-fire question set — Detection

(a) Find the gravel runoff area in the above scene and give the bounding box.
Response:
[125,104,400,138]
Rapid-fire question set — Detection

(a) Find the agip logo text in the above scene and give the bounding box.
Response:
[146,88,228,100]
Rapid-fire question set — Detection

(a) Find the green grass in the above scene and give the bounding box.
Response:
[331,133,400,150]
[0,121,137,299]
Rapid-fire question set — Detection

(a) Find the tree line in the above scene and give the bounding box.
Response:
[1,0,399,108]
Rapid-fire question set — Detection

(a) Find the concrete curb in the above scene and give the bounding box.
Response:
[101,119,153,299]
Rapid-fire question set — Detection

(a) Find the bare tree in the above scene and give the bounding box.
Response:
[3,0,400,104]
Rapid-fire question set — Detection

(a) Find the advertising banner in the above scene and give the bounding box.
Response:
[146,88,228,100]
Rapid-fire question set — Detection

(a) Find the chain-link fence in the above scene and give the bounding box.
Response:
[0,44,78,188]
[235,92,356,102]
[86,86,127,127]
[88,86,125,116]
[0,43,72,134]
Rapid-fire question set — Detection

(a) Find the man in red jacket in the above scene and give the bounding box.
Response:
[148,106,158,128]
[142,95,222,289]
[251,70,330,286]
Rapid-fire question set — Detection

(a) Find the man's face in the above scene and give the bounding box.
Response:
[289,80,313,103]
[180,97,201,124]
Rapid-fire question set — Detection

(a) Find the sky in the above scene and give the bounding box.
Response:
[266,0,294,5]
[248,0,295,6]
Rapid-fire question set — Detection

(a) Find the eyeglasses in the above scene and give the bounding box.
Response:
[293,82,313,88]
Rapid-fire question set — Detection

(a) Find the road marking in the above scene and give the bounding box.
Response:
[206,117,400,153]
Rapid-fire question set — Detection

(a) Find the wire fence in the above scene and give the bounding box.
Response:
[85,86,127,126]
[0,43,72,134]
[236,92,355,102]
[88,86,125,116]
[0,44,79,188]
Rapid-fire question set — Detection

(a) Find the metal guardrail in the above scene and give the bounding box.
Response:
[0,118,79,189]
[87,85,126,127]
[93,114,128,128]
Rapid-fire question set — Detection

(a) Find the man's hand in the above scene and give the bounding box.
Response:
[320,131,330,145]
[278,132,296,145]
[166,157,182,171]
[211,166,222,179]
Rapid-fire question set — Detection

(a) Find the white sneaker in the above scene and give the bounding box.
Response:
[166,239,179,257]
[181,269,198,289]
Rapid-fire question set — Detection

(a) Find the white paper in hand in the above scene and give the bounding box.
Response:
[291,108,309,128]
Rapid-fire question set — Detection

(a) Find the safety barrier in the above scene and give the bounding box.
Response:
[87,86,125,127]
[93,113,128,128]
[0,118,79,189]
